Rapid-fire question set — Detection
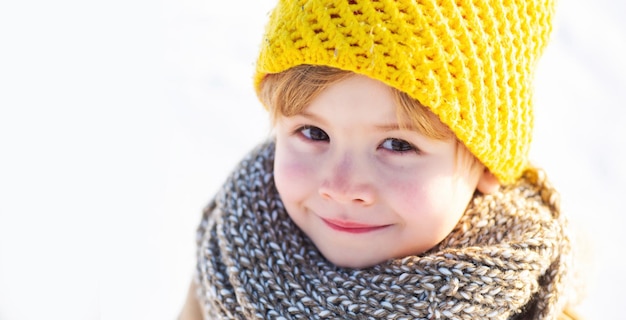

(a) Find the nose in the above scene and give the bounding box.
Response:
[318,153,376,206]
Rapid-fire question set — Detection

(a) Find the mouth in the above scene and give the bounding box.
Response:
[321,218,391,234]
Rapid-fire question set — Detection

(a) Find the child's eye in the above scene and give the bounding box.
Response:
[298,125,329,141]
[380,138,417,153]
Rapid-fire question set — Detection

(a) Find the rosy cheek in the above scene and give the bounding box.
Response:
[274,147,316,201]
[386,179,428,213]
[381,172,449,221]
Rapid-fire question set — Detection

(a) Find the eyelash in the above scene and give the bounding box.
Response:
[297,125,329,141]
[379,138,419,154]
[295,125,419,154]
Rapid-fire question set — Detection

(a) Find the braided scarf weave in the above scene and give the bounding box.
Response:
[195,141,573,319]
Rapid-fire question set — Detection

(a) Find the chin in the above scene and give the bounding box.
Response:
[321,251,386,269]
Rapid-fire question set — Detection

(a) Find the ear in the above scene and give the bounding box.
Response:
[476,169,500,194]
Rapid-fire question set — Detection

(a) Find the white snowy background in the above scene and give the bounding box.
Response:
[0,0,624,319]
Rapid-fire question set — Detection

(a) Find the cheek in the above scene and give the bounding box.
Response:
[273,143,317,203]
[383,174,470,229]
[384,178,434,216]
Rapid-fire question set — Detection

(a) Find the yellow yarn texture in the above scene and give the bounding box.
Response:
[254,0,556,184]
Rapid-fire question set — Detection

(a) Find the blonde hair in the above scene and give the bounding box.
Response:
[259,65,482,173]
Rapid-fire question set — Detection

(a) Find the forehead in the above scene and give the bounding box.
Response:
[291,75,399,131]
[305,74,452,138]
[307,75,395,110]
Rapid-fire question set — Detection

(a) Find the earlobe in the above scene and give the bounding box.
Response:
[476,169,500,194]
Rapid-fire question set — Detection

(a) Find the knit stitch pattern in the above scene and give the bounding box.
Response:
[195,141,573,319]
[254,0,556,184]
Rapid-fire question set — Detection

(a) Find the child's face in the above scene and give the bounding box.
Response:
[273,75,484,268]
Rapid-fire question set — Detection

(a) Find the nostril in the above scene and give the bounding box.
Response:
[318,158,376,205]
[319,183,375,206]
[351,191,375,206]
[319,189,332,200]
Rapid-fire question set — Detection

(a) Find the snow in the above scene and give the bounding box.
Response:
[0,0,624,318]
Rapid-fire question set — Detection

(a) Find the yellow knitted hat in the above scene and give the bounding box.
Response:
[254,0,556,184]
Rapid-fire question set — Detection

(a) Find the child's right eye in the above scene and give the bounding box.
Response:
[298,125,329,141]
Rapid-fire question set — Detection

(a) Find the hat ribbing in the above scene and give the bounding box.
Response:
[254,0,556,184]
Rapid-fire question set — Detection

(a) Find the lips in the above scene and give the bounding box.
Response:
[321,217,390,234]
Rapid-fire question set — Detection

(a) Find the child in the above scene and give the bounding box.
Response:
[180,0,582,319]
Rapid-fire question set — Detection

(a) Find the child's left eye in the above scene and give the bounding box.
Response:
[380,138,416,153]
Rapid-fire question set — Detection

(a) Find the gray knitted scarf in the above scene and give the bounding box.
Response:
[194,141,573,320]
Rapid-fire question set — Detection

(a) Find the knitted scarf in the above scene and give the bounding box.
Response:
[194,141,573,320]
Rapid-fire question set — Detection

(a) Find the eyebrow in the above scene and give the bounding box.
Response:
[297,111,417,132]
[297,111,324,122]
[294,111,330,128]
[374,123,417,132]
